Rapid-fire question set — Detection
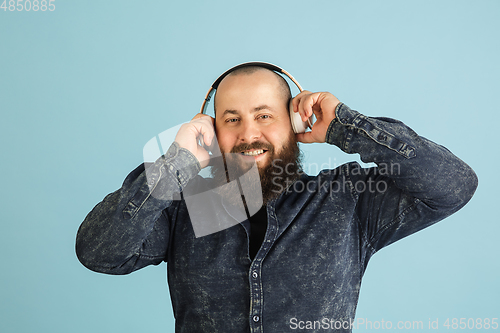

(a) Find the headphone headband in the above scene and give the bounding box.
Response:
[200,61,303,114]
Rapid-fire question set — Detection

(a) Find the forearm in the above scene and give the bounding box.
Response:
[326,103,478,209]
[75,142,201,274]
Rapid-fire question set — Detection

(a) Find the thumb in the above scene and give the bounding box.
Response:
[295,132,316,144]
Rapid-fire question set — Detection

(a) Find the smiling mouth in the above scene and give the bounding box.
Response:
[241,149,267,156]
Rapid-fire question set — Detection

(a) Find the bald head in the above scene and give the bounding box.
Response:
[213,66,292,115]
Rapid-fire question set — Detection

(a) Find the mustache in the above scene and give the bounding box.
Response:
[230,142,274,154]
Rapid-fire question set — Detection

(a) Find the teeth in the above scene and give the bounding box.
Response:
[242,149,264,156]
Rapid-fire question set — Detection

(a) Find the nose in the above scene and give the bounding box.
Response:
[238,120,262,143]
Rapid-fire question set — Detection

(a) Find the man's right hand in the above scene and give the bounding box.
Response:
[174,114,216,169]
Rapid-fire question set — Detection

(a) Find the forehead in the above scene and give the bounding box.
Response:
[214,70,287,111]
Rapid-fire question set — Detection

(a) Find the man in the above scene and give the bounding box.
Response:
[76,65,477,332]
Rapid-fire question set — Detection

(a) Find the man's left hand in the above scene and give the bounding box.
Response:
[291,91,340,143]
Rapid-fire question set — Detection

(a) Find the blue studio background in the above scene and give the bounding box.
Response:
[1,1,499,332]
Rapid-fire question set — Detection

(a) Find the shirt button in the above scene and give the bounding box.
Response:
[253,315,260,322]
[252,272,258,279]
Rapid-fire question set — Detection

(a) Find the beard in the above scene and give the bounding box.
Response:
[210,132,302,209]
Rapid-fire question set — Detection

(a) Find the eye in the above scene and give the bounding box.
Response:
[258,114,271,120]
[225,118,239,123]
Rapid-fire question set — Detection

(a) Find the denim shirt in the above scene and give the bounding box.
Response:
[76,103,478,333]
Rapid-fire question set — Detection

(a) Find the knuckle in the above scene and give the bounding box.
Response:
[192,113,208,121]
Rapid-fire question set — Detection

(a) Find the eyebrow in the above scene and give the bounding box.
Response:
[222,105,275,117]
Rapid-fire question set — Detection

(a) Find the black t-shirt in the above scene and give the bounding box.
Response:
[248,206,268,260]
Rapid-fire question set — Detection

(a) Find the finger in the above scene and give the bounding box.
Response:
[197,119,215,147]
[292,90,311,115]
[297,94,307,121]
[190,115,215,146]
[295,131,316,144]
[191,113,215,142]
[299,92,318,122]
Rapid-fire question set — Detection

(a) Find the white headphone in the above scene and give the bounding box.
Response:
[200,61,313,133]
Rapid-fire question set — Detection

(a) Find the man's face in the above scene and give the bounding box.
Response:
[214,70,294,170]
